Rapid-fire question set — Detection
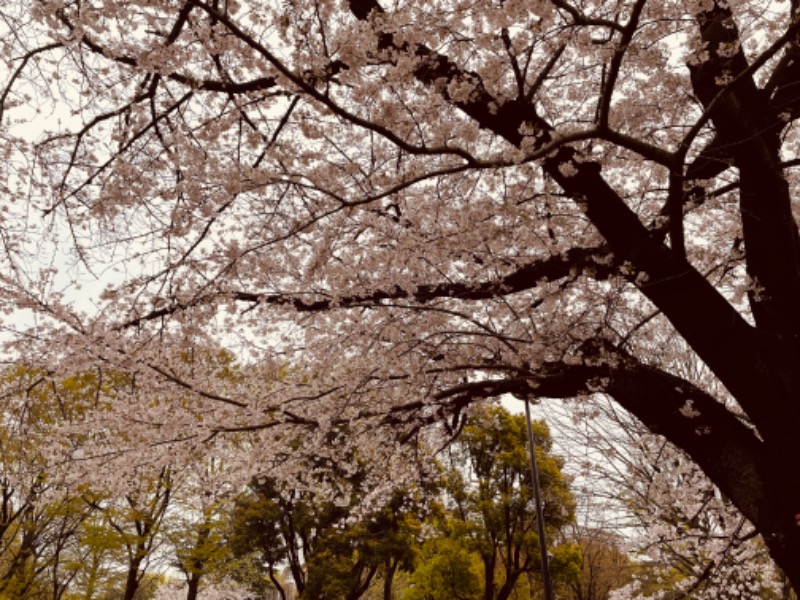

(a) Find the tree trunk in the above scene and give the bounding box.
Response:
[383,559,398,600]
[123,564,140,600]
[186,573,201,600]
[268,566,287,600]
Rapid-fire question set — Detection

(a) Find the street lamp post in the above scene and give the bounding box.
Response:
[524,399,555,600]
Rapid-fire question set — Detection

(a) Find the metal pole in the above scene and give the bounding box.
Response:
[525,399,555,600]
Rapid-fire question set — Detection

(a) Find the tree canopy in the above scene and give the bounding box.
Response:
[428,407,580,600]
[228,470,423,600]
[436,406,577,600]
[2,0,800,593]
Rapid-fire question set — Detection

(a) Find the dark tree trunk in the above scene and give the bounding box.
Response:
[123,561,141,600]
[186,572,201,600]
[383,559,398,600]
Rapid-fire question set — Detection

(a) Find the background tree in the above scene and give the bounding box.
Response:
[168,501,230,600]
[229,463,423,600]
[402,535,483,600]
[0,368,107,600]
[165,456,236,600]
[0,366,209,599]
[560,528,632,600]
[4,0,800,592]
[435,405,578,600]
[80,468,172,600]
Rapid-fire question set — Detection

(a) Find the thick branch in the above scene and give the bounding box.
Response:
[688,1,800,336]
[499,344,770,530]
[63,4,279,94]
[119,245,616,328]
[344,0,800,469]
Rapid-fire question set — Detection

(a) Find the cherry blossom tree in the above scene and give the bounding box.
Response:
[553,393,786,598]
[3,0,800,593]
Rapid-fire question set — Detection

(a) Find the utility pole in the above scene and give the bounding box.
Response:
[525,399,555,600]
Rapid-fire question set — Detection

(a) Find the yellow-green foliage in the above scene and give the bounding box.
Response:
[402,537,483,600]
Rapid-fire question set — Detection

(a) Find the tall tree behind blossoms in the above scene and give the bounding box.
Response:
[2,0,800,592]
[436,406,578,600]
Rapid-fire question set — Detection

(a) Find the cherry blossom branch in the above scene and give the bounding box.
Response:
[336,1,800,530]
[55,2,280,95]
[193,1,486,165]
[364,334,773,530]
[595,0,648,129]
[512,341,770,528]
[549,0,625,32]
[146,364,247,408]
[0,41,61,125]
[679,5,800,157]
[687,0,800,337]
[118,245,616,328]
